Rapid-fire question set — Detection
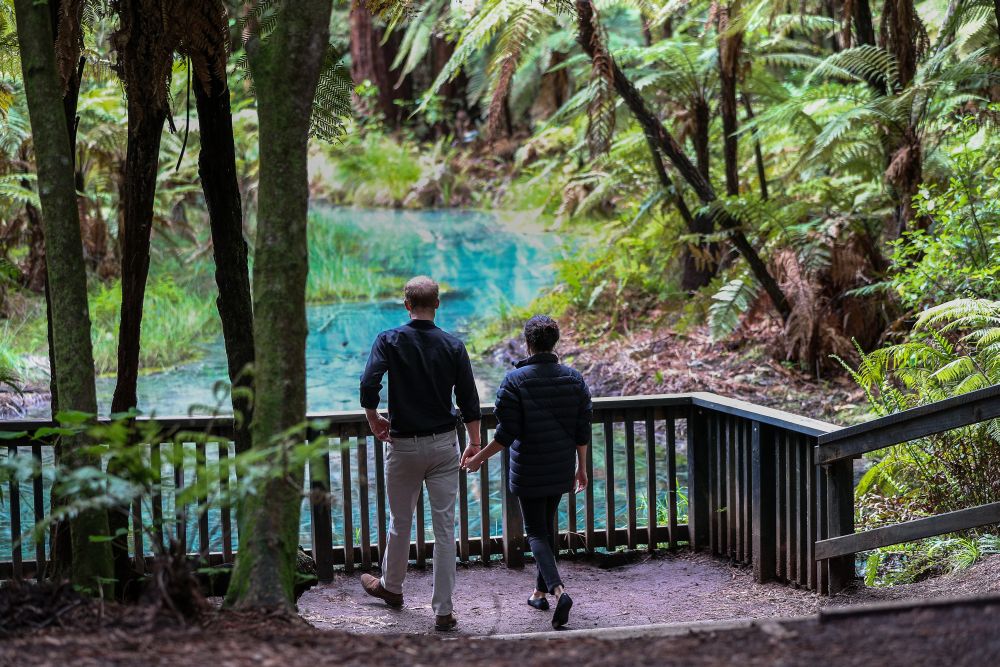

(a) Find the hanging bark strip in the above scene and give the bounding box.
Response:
[14,0,113,593]
[185,0,255,456]
[225,0,335,611]
[574,0,791,320]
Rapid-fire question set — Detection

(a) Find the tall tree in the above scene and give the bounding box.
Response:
[349,0,411,125]
[13,0,112,592]
[183,0,255,456]
[225,0,334,611]
[110,1,176,416]
[575,0,791,320]
[717,1,743,197]
[43,0,87,583]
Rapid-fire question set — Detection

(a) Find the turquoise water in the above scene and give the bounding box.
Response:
[41,207,562,418]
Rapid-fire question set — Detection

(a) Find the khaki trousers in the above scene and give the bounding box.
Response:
[379,430,459,615]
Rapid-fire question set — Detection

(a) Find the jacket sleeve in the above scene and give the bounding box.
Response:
[493,374,521,447]
[454,343,482,423]
[575,377,593,445]
[359,334,388,410]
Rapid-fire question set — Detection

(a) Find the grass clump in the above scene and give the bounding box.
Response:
[89,275,217,375]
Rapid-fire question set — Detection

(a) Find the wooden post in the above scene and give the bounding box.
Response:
[825,459,855,593]
[309,439,335,583]
[687,408,710,549]
[751,421,776,582]
[501,447,524,568]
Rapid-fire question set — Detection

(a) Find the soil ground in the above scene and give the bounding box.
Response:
[4,553,999,666]
[297,551,1000,636]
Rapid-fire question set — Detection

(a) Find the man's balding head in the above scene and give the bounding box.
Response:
[404,276,440,314]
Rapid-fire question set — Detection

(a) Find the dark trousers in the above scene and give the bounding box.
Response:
[519,494,563,594]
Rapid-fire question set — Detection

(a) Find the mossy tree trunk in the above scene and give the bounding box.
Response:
[187,0,255,457]
[224,0,333,611]
[14,0,112,592]
[43,0,87,584]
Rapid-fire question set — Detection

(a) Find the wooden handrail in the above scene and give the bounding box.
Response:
[815,383,1000,464]
[0,392,839,439]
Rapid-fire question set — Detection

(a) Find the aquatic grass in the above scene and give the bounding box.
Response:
[306,210,421,302]
[89,276,218,375]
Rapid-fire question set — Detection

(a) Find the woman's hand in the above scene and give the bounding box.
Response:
[463,453,483,473]
[574,467,588,493]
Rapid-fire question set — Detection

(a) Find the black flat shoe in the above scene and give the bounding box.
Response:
[551,593,573,629]
[527,596,550,611]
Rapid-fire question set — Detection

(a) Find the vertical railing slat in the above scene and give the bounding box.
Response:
[584,430,595,552]
[774,430,785,581]
[174,441,186,555]
[151,443,164,552]
[666,416,678,549]
[625,416,637,550]
[644,411,657,552]
[197,442,210,562]
[358,436,372,570]
[479,422,491,563]
[341,440,355,573]
[785,432,795,583]
[742,420,752,564]
[219,441,233,563]
[32,443,45,573]
[310,432,335,582]
[726,417,736,559]
[8,446,22,579]
[603,416,616,552]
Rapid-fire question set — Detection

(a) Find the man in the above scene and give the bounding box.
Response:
[358,276,482,631]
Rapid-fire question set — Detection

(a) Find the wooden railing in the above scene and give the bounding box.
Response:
[1,393,843,592]
[814,383,1000,594]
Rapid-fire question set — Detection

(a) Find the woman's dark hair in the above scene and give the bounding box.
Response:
[524,315,560,352]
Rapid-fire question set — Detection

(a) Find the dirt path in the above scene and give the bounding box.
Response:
[298,551,1000,636]
[300,552,824,635]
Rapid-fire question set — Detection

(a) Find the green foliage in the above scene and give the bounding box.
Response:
[889,112,1000,309]
[708,277,759,341]
[842,298,1000,584]
[88,276,217,376]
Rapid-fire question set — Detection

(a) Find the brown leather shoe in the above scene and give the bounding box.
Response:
[435,613,457,631]
[360,573,403,608]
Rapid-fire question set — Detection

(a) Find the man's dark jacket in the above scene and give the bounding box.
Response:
[493,352,592,497]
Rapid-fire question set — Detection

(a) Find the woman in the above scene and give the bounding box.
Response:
[463,315,591,629]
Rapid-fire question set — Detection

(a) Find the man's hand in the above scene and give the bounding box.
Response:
[574,467,588,493]
[460,443,481,468]
[463,452,483,473]
[367,413,392,442]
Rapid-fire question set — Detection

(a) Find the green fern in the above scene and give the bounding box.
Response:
[708,277,759,341]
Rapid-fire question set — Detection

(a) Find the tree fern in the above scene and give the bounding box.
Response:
[708,276,759,340]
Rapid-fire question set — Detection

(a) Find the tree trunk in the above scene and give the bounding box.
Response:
[741,95,768,200]
[691,98,710,181]
[14,0,112,593]
[349,0,410,125]
[717,2,743,197]
[188,1,255,457]
[42,0,86,584]
[224,0,334,612]
[109,0,176,595]
[574,0,791,320]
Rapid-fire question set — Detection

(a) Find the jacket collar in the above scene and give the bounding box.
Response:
[514,352,559,368]
[406,318,437,330]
